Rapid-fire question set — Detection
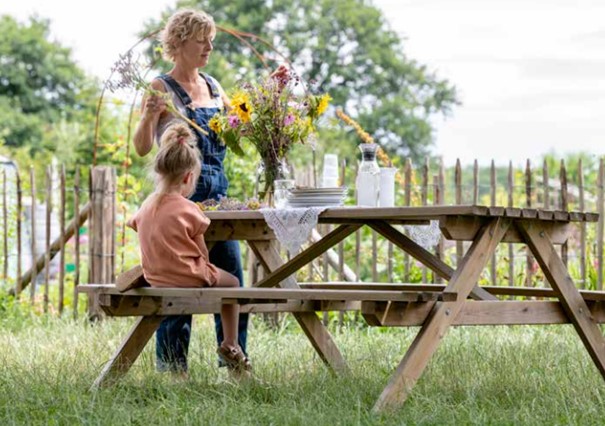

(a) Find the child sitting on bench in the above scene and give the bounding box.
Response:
[127,121,251,376]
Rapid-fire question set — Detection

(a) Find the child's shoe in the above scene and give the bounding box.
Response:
[217,345,252,374]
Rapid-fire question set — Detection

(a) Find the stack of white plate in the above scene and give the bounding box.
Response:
[286,187,347,207]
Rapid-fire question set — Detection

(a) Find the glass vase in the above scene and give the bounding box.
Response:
[255,156,294,205]
[356,143,380,206]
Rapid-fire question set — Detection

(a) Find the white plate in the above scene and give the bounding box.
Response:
[287,196,346,203]
[290,186,346,192]
[289,187,347,196]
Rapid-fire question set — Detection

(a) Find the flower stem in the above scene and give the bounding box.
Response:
[166,104,208,136]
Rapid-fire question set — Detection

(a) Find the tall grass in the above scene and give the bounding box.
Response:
[1,309,605,425]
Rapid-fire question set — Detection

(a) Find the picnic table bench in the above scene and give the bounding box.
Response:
[78,205,605,412]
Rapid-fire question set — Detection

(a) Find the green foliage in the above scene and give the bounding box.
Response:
[141,0,459,163]
[0,15,92,151]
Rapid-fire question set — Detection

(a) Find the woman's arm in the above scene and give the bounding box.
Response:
[133,79,167,157]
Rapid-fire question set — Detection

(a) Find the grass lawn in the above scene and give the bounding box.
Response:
[1,308,605,425]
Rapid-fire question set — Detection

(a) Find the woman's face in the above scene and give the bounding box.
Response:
[176,31,215,69]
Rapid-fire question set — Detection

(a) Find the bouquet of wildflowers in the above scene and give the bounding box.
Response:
[209,72,331,197]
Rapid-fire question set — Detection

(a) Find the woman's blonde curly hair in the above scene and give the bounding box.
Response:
[160,9,216,62]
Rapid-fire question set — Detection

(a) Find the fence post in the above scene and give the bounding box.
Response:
[560,160,568,267]
[403,158,412,281]
[455,159,462,265]
[473,159,479,204]
[88,166,116,320]
[525,159,534,287]
[543,159,550,209]
[597,158,604,290]
[30,167,37,302]
[578,159,586,289]
[490,160,497,285]
[507,161,514,286]
[421,157,429,282]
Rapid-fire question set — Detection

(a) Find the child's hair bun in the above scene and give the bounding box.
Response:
[161,121,196,148]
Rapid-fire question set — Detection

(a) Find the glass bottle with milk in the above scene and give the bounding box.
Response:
[356,143,380,206]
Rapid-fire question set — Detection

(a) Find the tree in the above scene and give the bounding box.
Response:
[142,0,459,162]
[0,15,94,152]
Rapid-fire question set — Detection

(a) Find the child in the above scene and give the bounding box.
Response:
[128,121,251,376]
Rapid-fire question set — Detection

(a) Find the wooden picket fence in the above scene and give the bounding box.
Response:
[1,157,604,318]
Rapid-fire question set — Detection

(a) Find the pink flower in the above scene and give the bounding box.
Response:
[228,115,241,128]
[284,113,295,126]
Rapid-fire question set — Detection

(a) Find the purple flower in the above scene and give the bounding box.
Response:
[228,115,241,128]
[284,114,295,126]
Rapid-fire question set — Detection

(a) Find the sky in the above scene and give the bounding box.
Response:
[2,0,605,166]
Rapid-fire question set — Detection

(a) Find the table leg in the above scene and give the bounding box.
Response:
[368,221,497,301]
[92,315,164,389]
[248,240,349,373]
[518,221,605,378]
[373,217,510,412]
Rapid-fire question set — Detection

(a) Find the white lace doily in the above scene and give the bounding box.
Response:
[404,220,441,250]
[261,207,328,254]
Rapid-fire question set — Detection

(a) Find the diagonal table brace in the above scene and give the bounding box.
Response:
[517,220,605,378]
[252,224,362,288]
[368,220,497,301]
[372,217,511,412]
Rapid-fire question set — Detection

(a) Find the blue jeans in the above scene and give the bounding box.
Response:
[156,240,249,372]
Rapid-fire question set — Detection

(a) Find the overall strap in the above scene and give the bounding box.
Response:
[200,72,221,99]
[156,74,192,106]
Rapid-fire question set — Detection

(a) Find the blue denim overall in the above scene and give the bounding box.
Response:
[155,73,249,372]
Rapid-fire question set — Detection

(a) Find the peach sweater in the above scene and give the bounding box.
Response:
[127,193,219,287]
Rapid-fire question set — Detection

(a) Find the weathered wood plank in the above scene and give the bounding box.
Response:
[92,315,164,388]
[205,219,275,242]
[43,166,52,312]
[440,215,571,245]
[59,165,66,314]
[73,167,81,320]
[248,240,349,373]
[518,220,605,379]
[361,300,605,326]
[373,218,510,412]
[29,167,37,302]
[252,224,361,288]
[82,285,451,303]
[16,203,91,294]
[367,221,497,301]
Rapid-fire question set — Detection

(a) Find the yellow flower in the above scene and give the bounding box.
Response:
[209,115,222,133]
[335,109,374,143]
[230,91,253,123]
[317,94,332,116]
[305,117,314,132]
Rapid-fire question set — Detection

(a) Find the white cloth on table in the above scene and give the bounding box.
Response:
[260,207,327,254]
[261,207,441,254]
[404,220,441,250]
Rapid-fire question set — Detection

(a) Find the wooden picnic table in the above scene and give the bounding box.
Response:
[79,205,605,412]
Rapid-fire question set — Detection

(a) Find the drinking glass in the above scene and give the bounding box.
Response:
[274,179,295,209]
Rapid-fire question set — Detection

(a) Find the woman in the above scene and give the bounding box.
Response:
[133,8,252,374]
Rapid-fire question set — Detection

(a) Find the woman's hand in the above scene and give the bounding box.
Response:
[270,64,290,88]
[142,94,167,119]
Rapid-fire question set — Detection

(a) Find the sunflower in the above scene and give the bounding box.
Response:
[230,91,253,123]
[209,115,222,133]
[316,93,332,116]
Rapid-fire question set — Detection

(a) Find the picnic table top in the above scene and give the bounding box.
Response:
[203,205,598,222]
